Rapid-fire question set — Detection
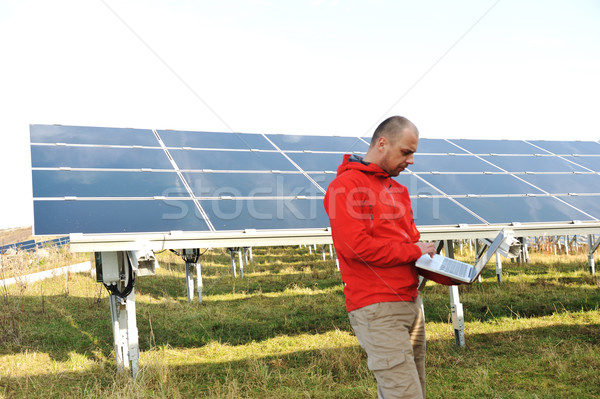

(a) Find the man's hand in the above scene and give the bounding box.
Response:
[415,242,436,258]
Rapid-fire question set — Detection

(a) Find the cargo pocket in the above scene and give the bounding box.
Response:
[367,348,406,371]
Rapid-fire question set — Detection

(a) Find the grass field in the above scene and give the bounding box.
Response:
[1,244,599,398]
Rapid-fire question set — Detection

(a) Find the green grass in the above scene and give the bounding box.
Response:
[1,246,599,398]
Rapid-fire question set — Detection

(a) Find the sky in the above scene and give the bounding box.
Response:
[0,0,599,230]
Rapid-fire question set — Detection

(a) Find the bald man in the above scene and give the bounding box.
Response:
[324,116,457,398]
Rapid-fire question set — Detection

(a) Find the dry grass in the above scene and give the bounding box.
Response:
[0,243,598,398]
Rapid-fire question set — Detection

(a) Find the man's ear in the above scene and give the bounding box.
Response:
[377,136,388,152]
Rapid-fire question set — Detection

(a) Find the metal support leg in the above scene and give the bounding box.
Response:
[518,238,526,263]
[449,285,465,347]
[109,289,139,377]
[444,240,454,258]
[444,240,465,347]
[321,244,326,261]
[473,239,483,283]
[329,244,334,260]
[238,248,244,278]
[248,247,253,263]
[185,261,194,303]
[589,234,599,275]
[181,249,201,303]
[495,252,502,283]
[229,249,237,278]
[185,259,202,303]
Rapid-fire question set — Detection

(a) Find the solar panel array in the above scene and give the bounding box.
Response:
[30,125,600,235]
[0,237,70,253]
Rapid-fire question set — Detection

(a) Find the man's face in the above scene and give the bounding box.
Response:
[379,129,418,177]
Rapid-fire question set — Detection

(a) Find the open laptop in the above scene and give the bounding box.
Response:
[415,254,483,284]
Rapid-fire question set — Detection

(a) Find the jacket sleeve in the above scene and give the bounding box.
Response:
[324,177,423,268]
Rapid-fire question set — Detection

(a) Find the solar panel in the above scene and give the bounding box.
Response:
[448,139,539,154]
[478,155,588,173]
[265,134,369,152]
[31,145,172,169]
[454,196,594,224]
[393,174,445,196]
[409,154,503,173]
[411,197,484,226]
[32,170,188,198]
[182,171,321,198]
[199,198,330,231]
[33,199,209,234]
[518,174,600,195]
[417,174,545,196]
[417,138,468,154]
[527,140,600,155]
[557,195,600,220]
[30,125,600,239]
[158,129,273,150]
[168,148,296,171]
[562,156,600,172]
[30,125,159,146]
[284,152,356,172]
[0,239,36,253]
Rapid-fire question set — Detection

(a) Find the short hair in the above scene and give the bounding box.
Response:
[370,116,419,147]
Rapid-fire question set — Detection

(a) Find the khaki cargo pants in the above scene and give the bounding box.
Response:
[348,299,426,399]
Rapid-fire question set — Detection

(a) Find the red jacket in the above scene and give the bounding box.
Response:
[324,154,452,312]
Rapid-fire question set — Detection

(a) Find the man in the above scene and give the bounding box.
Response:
[324,116,456,398]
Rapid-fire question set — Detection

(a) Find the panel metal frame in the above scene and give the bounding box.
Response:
[69,221,600,253]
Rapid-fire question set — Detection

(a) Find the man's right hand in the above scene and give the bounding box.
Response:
[415,242,436,258]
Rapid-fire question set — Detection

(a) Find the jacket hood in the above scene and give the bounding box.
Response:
[336,154,390,178]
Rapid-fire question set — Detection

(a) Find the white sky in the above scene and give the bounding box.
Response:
[1,0,599,230]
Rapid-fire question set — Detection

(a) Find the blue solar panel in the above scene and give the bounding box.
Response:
[284,153,347,172]
[30,125,160,147]
[30,124,600,236]
[157,130,273,150]
[518,174,600,194]
[455,196,593,224]
[0,239,36,253]
[32,170,189,198]
[418,174,544,196]
[480,155,588,173]
[169,149,297,171]
[412,198,483,226]
[417,138,467,154]
[562,156,600,172]
[527,140,600,155]
[266,134,369,152]
[31,146,173,169]
[558,195,600,220]
[448,139,539,154]
[182,172,323,197]
[393,174,445,196]
[409,155,503,173]
[307,173,336,191]
[199,199,330,230]
[33,200,209,235]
